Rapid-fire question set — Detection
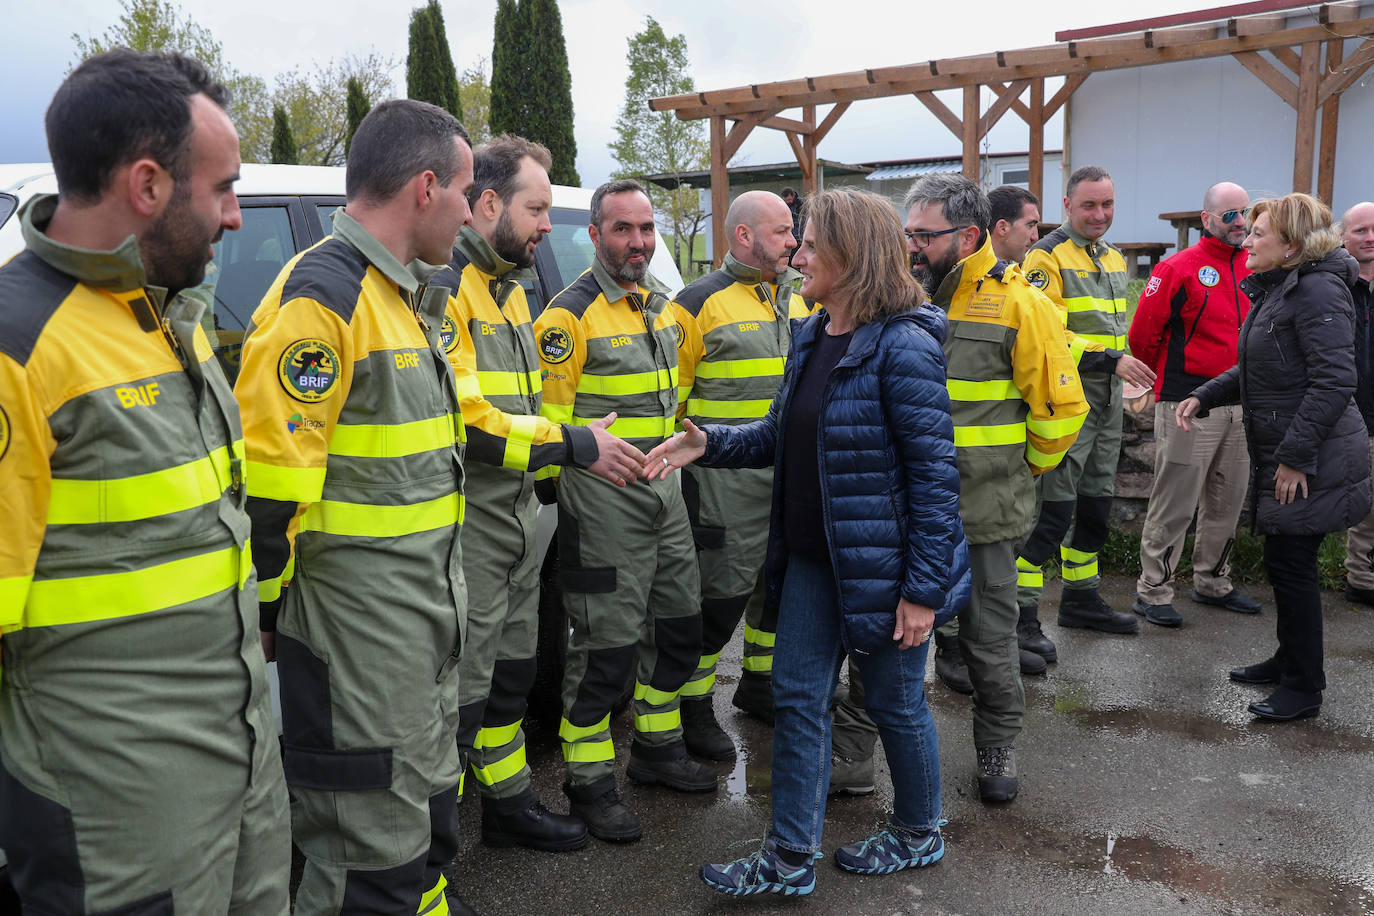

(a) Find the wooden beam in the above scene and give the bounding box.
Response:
[800,106,821,198]
[722,110,772,162]
[1318,37,1344,203]
[989,81,1034,123]
[1230,13,1286,37]
[914,90,964,138]
[811,102,852,145]
[652,15,1374,120]
[709,116,728,269]
[1317,36,1374,105]
[979,79,1031,137]
[756,114,813,135]
[1029,78,1045,204]
[1293,41,1321,193]
[1270,44,1301,72]
[1044,74,1088,121]
[783,131,807,170]
[962,86,980,180]
[1233,50,1298,107]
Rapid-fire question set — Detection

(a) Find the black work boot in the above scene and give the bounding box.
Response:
[681,697,737,761]
[1019,647,1047,676]
[481,789,589,852]
[933,633,974,694]
[977,745,1018,803]
[446,888,479,916]
[1057,588,1139,634]
[1017,616,1058,662]
[626,740,719,792]
[564,777,642,843]
[731,672,775,725]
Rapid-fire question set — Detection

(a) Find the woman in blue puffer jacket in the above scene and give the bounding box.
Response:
[645,188,971,898]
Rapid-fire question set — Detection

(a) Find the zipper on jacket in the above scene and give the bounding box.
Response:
[1268,321,1287,364]
[1183,290,1210,347]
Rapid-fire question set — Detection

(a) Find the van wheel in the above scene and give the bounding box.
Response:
[530,540,635,727]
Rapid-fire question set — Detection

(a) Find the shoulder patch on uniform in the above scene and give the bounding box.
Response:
[1144,276,1162,296]
[278,338,342,402]
[440,315,461,353]
[539,326,573,364]
[0,405,10,461]
[1025,267,1050,289]
[966,293,1006,317]
[0,250,79,365]
[674,320,686,347]
[280,238,369,324]
[1197,266,1220,288]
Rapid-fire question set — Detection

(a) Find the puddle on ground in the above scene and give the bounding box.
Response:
[943,813,1374,914]
[1051,702,1374,754]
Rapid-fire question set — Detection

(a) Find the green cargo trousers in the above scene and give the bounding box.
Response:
[455,465,541,802]
[554,467,703,786]
[680,464,775,700]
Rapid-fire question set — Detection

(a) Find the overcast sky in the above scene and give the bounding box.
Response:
[2,0,1205,182]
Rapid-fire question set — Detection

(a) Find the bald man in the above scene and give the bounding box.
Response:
[1341,201,1374,605]
[1128,181,1261,626]
[669,191,813,757]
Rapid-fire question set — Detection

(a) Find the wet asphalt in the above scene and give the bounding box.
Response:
[449,576,1374,916]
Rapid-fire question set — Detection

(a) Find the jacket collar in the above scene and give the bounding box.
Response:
[21,193,150,293]
[590,256,670,305]
[453,224,535,283]
[1062,224,1110,260]
[331,207,419,293]
[931,237,999,311]
[722,251,802,289]
[1199,232,1244,261]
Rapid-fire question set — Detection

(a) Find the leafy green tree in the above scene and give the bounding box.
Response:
[406,0,462,120]
[269,53,395,166]
[490,0,578,184]
[345,76,370,156]
[270,104,299,164]
[458,58,492,145]
[611,16,708,272]
[72,0,271,160]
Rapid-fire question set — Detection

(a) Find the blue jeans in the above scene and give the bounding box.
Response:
[770,551,942,855]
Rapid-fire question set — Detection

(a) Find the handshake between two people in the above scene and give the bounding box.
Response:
[582,415,709,487]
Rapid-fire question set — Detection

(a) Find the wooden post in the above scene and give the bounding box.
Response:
[1317,38,1344,204]
[1029,78,1045,205]
[962,86,980,180]
[801,105,820,198]
[710,116,728,268]
[1292,41,1320,194]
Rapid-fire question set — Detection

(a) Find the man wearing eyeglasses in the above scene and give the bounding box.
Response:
[1128,181,1260,626]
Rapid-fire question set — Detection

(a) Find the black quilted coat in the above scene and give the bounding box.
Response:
[1191,249,1371,535]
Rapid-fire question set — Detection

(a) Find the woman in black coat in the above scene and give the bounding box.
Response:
[1178,193,1371,721]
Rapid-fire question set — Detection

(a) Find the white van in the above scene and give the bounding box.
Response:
[0,163,685,727]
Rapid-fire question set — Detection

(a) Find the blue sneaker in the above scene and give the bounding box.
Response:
[700,839,816,896]
[834,822,946,875]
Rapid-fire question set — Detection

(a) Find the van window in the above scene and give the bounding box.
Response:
[0,193,17,232]
[542,207,597,295]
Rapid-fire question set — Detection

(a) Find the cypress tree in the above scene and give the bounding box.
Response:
[523,0,579,185]
[344,76,370,155]
[489,0,523,137]
[407,0,462,119]
[270,104,298,164]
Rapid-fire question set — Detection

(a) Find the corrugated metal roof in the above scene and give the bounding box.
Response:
[865,162,962,182]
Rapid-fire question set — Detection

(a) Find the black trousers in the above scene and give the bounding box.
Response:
[1261,533,1327,693]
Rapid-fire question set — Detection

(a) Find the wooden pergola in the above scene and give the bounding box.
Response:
[649,0,1374,266]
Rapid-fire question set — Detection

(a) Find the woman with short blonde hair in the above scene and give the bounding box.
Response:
[1178,192,1370,721]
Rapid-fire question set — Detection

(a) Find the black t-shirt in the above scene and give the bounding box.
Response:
[783,328,854,561]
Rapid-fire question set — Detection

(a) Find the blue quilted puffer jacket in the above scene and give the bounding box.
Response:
[700,303,972,654]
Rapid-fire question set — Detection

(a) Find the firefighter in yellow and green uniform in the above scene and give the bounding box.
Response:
[237,102,473,916]
[0,51,290,914]
[1017,166,1157,641]
[429,137,645,856]
[533,179,717,844]
[670,190,811,756]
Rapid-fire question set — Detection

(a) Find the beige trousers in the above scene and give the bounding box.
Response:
[1136,401,1249,604]
[1343,436,1374,589]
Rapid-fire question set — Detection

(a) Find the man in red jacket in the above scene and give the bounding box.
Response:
[1128,181,1263,626]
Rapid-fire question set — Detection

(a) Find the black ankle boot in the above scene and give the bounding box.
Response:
[481,789,589,851]
[681,697,736,760]
[1248,686,1321,721]
[564,777,642,843]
